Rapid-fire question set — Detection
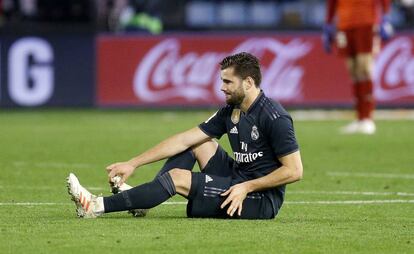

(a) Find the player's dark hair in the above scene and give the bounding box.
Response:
[220,52,262,87]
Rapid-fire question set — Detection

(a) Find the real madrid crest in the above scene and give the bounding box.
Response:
[231,109,241,124]
[251,125,259,140]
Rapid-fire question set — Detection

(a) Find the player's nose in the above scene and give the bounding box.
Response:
[220,83,228,93]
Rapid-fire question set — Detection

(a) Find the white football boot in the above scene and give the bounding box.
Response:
[340,121,361,134]
[359,119,376,135]
[110,176,148,217]
[67,173,104,218]
[340,120,376,135]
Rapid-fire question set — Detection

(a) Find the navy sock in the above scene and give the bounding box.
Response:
[155,149,196,178]
[103,173,176,213]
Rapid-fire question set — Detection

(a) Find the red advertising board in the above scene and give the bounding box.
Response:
[97,34,414,107]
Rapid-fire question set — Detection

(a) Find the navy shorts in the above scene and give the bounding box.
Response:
[186,146,275,219]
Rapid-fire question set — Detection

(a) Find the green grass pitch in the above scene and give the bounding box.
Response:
[0,110,413,254]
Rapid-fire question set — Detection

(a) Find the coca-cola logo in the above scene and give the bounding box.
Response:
[133,38,311,102]
[227,38,311,101]
[374,37,414,101]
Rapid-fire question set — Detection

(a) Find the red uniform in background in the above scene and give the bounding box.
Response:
[325,0,392,133]
[327,0,389,30]
[327,0,391,57]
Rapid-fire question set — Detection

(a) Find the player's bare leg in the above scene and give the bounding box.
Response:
[355,53,373,80]
[168,168,192,197]
[345,58,358,79]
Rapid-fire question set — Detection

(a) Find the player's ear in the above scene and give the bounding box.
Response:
[244,76,255,90]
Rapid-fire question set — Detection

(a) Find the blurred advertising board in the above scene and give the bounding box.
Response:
[97,34,414,107]
[0,35,94,107]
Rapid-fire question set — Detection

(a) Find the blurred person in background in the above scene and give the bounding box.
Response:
[322,0,394,135]
[111,0,163,33]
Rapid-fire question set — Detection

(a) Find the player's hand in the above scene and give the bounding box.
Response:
[106,161,135,185]
[380,15,394,41]
[322,24,335,53]
[220,183,249,217]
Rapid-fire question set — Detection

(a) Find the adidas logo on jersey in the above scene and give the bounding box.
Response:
[205,175,213,183]
[230,126,238,134]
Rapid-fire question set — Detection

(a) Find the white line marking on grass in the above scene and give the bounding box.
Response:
[328,172,414,179]
[286,200,414,204]
[158,200,414,205]
[1,200,413,206]
[289,190,414,196]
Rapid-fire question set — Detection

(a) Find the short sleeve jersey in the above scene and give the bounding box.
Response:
[199,91,299,210]
[326,0,391,30]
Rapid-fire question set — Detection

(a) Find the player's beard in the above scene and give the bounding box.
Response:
[225,84,245,106]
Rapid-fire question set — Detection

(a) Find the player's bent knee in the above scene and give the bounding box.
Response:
[168,168,191,196]
[355,56,373,81]
[192,140,218,170]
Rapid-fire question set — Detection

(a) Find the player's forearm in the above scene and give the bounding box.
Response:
[127,127,210,169]
[244,165,303,193]
[127,133,193,169]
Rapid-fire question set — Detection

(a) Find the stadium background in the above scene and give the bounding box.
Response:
[0,1,413,254]
[1,0,414,108]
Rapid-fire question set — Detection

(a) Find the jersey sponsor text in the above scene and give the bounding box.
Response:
[234,151,264,163]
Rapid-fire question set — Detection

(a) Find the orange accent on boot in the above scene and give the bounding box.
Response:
[84,200,91,212]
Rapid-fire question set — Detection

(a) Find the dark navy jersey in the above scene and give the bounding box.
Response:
[198,91,299,211]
